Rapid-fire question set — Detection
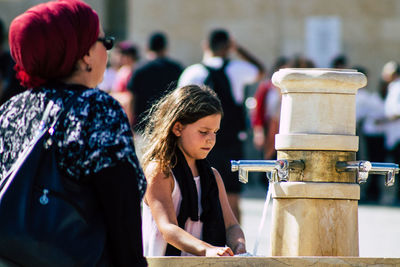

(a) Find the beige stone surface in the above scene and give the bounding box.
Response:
[273,69,365,152]
[270,198,359,256]
[279,94,357,135]
[277,150,356,183]
[274,69,365,136]
[272,182,360,200]
[125,0,400,93]
[147,257,400,266]
[2,0,400,93]
[0,0,106,31]
[272,68,367,94]
[270,69,364,257]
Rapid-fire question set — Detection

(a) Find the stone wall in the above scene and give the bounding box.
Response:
[128,0,400,92]
[0,0,106,39]
[1,0,400,91]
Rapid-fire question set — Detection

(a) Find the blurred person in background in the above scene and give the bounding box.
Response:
[383,61,400,204]
[110,41,140,126]
[355,65,387,204]
[291,54,315,68]
[128,31,183,133]
[98,45,123,93]
[113,41,140,92]
[331,54,348,69]
[178,28,265,222]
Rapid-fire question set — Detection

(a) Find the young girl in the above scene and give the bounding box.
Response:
[141,85,246,256]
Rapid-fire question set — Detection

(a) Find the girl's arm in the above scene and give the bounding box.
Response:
[212,168,247,254]
[144,162,233,256]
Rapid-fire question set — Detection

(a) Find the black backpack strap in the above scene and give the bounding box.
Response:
[39,99,56,131]
[49,92,81,132]
[202,59,230,72]
[200,59,229,78]
[202,59,246,144]
[202,59,234,106]
[221,58,230,70]
[1,99,56,189]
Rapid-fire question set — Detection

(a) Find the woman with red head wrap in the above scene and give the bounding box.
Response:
[9,0,101,88]
[0,1,147,266]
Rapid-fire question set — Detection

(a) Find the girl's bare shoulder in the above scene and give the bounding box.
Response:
[145,161,172,184]
[144,161,175,205]
[211,167,224,186]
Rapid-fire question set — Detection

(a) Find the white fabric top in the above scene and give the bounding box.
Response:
[356,88,386,136]
[178,56,259,104]
[142,175,203,256]
[384,78,400,149]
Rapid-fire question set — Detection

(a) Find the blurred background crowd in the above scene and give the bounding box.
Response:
[2,0,400,207]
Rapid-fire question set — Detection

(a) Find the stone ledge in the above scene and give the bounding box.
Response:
[275,134,359,151]
[147,257,400,267]
[272,68,367,93]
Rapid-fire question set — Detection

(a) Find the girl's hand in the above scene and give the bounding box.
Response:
[205,246,234,257]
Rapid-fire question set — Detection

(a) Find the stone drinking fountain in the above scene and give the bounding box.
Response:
[148,68,400,266]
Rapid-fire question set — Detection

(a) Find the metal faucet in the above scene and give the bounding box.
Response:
[336,161,399,186]
[231,160,305,183]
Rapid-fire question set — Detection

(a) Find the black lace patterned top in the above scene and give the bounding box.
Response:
[0,84,146,198]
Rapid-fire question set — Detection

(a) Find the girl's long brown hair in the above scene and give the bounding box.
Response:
[140,85,223,176]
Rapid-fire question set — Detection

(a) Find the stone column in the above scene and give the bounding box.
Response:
[269,68,367,256]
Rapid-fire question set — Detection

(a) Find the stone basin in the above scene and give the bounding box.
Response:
[147,256,400,266]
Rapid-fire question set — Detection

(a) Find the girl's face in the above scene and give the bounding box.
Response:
[173,114,221,164]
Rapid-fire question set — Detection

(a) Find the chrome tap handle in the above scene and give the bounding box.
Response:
[368,162,400,174]
[231,160,280,172]
[231,160,279,184]
[231,160,305,183]
[385,170,395,187]
[336,160,371,184]
[336,161,398,186]
[369,162,399,186]
[238,168,249,184]
[275,160,289,181]
[336,160,371,172]
[266,169,278,182]
[275,159,306,181]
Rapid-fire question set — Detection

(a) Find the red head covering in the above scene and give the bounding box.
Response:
[9,0,99,88]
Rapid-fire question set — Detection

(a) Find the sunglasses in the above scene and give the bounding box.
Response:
[97,36,115,50]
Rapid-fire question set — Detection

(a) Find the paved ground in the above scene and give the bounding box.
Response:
[240,183,400,257]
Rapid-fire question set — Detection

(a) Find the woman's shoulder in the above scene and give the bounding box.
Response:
[0,90,28,114]
[35,85,121,116]
[53,86,135,178]
[70,87,130,126]
[78,87,121,108]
